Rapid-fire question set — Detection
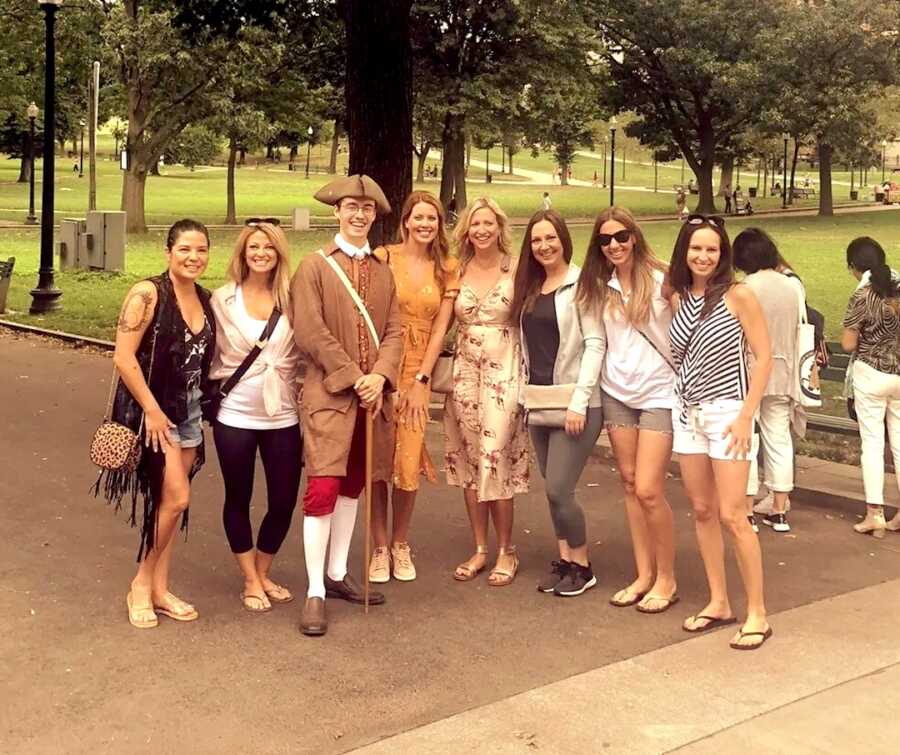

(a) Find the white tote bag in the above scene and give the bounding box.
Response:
[794,281,822,408]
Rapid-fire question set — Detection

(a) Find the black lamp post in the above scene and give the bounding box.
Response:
[30,0,63,315]
[781,132,789,210]
[601,137,607,187]
[26,102,38,225]
[881,139,887,183]
[78,118,85,178]
[609,117,617,207]
[305,125,313,179]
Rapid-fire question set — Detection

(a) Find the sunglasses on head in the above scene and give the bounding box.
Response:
[685,213,725,228]
[245,217,281,227]
[597,229,632,247]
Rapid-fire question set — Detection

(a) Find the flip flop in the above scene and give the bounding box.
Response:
[241,592,272,613]
[263,583,294,604]
[636,594,680,614]
[682,614,738,634]
[729,626,774,651]
[126,591,158,629]
[153,592,199,622]
[609,589,646,608]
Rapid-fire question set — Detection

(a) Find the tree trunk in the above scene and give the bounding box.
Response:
[439,111,466,213]
[559,159,569,186]
[415,143,429,183]
[508,147,515,176]
[695,161,717,213]
[122,165,148,233]
[817,139,834,217]
[266,143,275,160]
[717,155,734,194]
[18,154,32,184]
[238,147,246,166]
[289,144,298,163]
[762,157,768,197]
[329,120,343,174]
[150,160,161,176]
[225,137,237,224]
[343,0,414,245]
[788,139,800,205]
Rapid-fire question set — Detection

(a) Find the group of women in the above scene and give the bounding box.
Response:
[104,189,899,652]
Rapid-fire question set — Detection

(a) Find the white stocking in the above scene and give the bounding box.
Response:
[327,494,359,582]
[303,514,332,599]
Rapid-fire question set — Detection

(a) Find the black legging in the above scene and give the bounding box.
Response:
[212,421,302,555]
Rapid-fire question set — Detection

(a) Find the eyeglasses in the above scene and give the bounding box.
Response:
[245,217,281,227]
[685,213,725,228]
[597,229,632,246]
[340,202,377,217]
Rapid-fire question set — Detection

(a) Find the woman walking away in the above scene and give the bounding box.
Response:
[210,220,302,612]
[368,192,459,583]
[669,214,773,650]
[842,237,900,538]
[512,209,606,597]
[445,197,530,586]
[101,219,216,629]
[733,228,806,534]
[577,207,678,614]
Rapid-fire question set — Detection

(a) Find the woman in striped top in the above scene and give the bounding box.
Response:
[668,215,773,651]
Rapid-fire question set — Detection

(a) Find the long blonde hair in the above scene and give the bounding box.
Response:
[227,222,293,317]
[397,191,454,293]
[576,206,666,323]
[453,196,513,274]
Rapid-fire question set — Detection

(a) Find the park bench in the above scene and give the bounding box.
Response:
[806,341,857,436]
[791,186,816,200]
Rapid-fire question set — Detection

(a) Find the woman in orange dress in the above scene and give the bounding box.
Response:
[368,191,459,583]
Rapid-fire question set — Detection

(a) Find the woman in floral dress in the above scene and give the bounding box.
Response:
[445,197,530,586]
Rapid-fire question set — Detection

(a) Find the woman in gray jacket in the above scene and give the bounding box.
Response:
[512,210,606,597]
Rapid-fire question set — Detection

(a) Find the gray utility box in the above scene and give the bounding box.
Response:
[0,256,15,314]
[292,207,310,230]
[59,218,88,270]
[58,211,127,272]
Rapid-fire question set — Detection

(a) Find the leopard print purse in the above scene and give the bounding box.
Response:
[90,327,158,472]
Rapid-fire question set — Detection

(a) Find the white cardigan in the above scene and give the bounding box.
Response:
[519,263,606,414]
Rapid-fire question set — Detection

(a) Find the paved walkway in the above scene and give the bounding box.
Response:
[2,330,899,754]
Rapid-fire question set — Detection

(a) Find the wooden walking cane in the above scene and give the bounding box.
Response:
[363,406,374,614]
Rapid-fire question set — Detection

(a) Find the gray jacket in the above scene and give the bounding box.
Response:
[520,263,606,414]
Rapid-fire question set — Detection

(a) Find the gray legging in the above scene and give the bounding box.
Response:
[529,406,604,549]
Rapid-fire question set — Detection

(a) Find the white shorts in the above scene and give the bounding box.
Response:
[673,399,758,461]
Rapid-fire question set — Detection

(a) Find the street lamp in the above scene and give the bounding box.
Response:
[781,132,789,210]
[601,137,607,187]
[305,125,313,179]
[30,0,63,315]
[78,118,85,178]
[26,102,38,225]
[609,117,617,207]
[881,139,888,183]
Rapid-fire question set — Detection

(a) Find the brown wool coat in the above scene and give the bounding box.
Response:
[291,242,403,478]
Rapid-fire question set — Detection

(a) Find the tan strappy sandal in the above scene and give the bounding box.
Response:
[488,546,518,587]
[454,546,488,581]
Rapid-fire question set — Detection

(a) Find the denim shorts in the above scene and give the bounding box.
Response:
[601,390,673,433]
[168,387,203,449]
[673,399,759,461]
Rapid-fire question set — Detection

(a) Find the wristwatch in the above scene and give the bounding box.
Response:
[414,372,430,385]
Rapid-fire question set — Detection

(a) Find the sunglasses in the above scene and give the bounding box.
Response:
[685,213,725,228]
[597,229,632,246]
[245,217,281,227]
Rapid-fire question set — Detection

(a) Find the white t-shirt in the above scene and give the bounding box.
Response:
[601,268,675,409]
[217,287,299,430]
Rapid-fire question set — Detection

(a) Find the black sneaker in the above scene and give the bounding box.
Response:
[747,514,759,534]
[763,513,791,533]
[537,559,570,593]
[553,562,597,597]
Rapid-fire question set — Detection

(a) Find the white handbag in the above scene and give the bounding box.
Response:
[522,383,577,427]
[794,281,822,408]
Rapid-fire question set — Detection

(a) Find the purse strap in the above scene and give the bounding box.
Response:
[103,322,160,428]
[217,306,281,399]
[633,324,677,373]
[318,249,380,349]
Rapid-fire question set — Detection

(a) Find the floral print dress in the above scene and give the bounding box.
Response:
[444,270,530,501]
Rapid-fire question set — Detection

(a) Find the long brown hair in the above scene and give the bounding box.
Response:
[669,217,734,318]
[575,206,666,323]
[397,190,454,293]
[453,196,513,275]
[227,222,293,319]
[511,209,573,322]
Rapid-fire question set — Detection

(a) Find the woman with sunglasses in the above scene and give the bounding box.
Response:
[512,209,606,596]
[669,214,773,650]
[367,191,459,583]
[209,218,302,612]
[576,207,678,613]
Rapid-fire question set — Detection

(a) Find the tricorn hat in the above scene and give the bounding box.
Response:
[314,174,391,215]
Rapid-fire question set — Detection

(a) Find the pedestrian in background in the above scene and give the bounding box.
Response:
[842,236,900,538]
[512,209,606,597]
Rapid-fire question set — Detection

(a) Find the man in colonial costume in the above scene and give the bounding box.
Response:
[291,174,403,636]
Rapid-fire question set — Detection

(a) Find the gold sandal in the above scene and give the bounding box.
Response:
[126,591,158,629]
[454,546,488,581]
[488,546,518,587]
